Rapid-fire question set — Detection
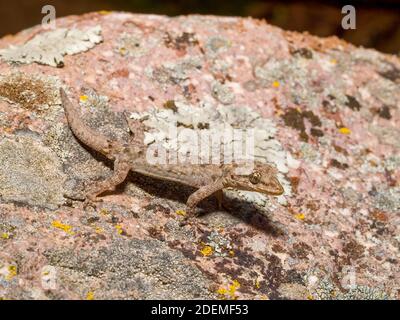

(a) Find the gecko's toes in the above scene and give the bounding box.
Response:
[179,208,199,226]
[83,197,103,210]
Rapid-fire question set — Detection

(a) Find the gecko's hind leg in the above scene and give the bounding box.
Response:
[84,156,131,208]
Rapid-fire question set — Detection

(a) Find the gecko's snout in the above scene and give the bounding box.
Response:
[267,176,285,196]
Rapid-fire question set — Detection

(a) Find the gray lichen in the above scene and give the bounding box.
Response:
[44,239,213,299]
[147,56,203,87]
[0,135,65,209]
[211,81,235,105]
[0,26,102,67]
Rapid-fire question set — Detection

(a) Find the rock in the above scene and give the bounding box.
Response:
[0,12,398,300]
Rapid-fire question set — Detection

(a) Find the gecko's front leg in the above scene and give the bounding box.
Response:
[184,179,225,221]
[85,155,131,206]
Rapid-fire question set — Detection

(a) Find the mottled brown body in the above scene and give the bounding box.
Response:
[60,88,284,216]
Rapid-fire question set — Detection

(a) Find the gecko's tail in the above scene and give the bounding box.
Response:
[59,88,118,160]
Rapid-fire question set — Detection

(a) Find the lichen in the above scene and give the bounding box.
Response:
[0,72,60,111]
[0,26,102,67]
[0,135,65,209]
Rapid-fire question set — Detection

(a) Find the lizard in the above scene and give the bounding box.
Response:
[59,88,284,217]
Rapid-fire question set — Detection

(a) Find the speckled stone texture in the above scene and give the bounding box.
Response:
[0,12,399,300]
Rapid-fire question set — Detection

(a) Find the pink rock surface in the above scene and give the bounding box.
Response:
[0,12,399,300]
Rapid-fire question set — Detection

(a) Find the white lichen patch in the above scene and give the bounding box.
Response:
[0,26,102,67]
[146,56,203,86]
[129,101,291,208]
[116,32,155,58]
[254,55,355,110]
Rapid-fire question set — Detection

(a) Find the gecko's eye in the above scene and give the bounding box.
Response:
[249,171,261,184]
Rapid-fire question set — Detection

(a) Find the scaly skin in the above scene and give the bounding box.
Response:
[60,88,284,216]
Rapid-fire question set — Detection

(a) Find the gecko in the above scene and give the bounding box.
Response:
[59,88,284,217]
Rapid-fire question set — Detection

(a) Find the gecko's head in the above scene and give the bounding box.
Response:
[222,162,284,196]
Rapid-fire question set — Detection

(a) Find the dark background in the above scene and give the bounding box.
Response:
[1,0,399,54]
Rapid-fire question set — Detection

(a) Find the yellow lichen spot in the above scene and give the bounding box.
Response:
[307,294,315,300]
[176,209,186,216]
[6,265,17,281]
[294,213,305,220]
[98,10,111,15]
[217,287,228,295]
[95,226,104,234]
[272,80,280,88]
[119,47,127,56]
[100,208,109,216]
[260,295,269,300]
[217,280,240,299]
[86,291,95,300]
[338,127,351,135]
[115,224,123,235]
[79,95,88,102]
[1,232,10,239]
[200,245,213,257]
[255,279,261,289]
[229,250,235,257]
[330,58,337,65]
[51,220,74,235]
[228,280,240,299]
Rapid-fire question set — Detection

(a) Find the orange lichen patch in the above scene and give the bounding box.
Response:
[200,244,213,257]
[338,127,351,134]
[3,127,14,134]
[6,265,17,281]
[86,291,95,300]
[115,224,123,235]
[1,232,10,239]
[228,280,241,299]
[119,47,127,56]
[0,73,57,111]
[294,213,305,220]
[216,287,228,296]
[372,210,389,222]
[176,209,186,216]
[51,220,74,235]
[217,279,241,300]
[94,226,104,234]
